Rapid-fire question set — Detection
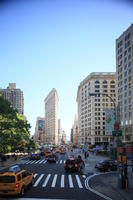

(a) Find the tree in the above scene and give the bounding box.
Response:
[0,95,34,153]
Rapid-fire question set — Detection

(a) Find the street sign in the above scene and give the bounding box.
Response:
[127,154,132,161]
[112,130,122,137]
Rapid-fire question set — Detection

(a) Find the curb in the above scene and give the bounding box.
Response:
[85,172,118,200]
[0,156,29,171]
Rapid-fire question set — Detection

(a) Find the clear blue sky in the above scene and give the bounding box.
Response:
[0,0,133,138]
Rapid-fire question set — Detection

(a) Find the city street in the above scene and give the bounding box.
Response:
[0,151,104,200]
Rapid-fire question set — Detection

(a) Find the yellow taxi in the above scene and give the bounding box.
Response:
[0,165,34,196]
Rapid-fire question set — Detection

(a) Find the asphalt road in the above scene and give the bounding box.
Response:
[10,152,104,200]
[0,150,106,200]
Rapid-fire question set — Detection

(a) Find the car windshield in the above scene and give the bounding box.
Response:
[0,176,15,183]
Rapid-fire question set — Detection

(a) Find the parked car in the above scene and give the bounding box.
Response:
[46,154,57,163]
[95,159,117,172]
[64,156,85,172]
[0,165,34,196]
[30,153,41,160]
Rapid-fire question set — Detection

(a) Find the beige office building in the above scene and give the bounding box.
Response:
[77,72,116,145]
[44,88,59,145]
[0,83,24,114]
[116,24,133,143]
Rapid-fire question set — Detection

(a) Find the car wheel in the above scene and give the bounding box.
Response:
[20,186,25,196]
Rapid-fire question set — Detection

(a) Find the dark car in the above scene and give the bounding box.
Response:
[95,159,117,172]
[30,153,41,160]
[46,154,57,163]
[64,156,85,172]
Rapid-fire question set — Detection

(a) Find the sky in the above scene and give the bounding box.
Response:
[0,0,133,139]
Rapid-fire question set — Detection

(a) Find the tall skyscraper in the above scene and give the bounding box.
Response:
[77,72,116,145]
[116,24,133,143]
[44,88,59,145]
[0,83,24,114]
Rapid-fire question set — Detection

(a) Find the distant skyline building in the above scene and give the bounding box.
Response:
[116,24,133,143]
[44,88,59,145]
[58,119,62,144]
[72,115,78,146]
[62,130,67,144]
[34,117,45,145]
[0,83,24,114]
[77,72,116,145]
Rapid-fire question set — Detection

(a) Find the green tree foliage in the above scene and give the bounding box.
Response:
[0,95,34,153]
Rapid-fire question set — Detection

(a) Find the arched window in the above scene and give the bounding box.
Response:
[110,80,115,84]
[95,80,100,84]
[103,80,107,84]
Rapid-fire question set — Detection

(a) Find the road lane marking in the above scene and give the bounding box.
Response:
[42,174,51,187]
[60,160,62,164]
[56,161,58,164]
[39,159,45,164]
[34,173,38,178]
[33,174,44,187]
[60,175,65,188]
[51,174,58,187]
[75,175,83,188]
[30,160,36,164]
[64,160,66,164]
[68,175,74,188]
[43,160,47,164]
[85,173,113,200]
[35,160,40,164]
[25,160,31,164]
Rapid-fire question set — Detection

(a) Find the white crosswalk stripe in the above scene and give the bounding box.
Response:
[33,174,44,187]
[68,175,74,188]
[25,160,31,164]
[75,175,83,188]
[60,175,65,188]
[30,160,36,164]
[35,160,41,164]
[39,159,45,164]
[24,159,66,165]
[33,174,84,189]
[34,173,38,178]
[51,174,58,187]
[42,174,51,187]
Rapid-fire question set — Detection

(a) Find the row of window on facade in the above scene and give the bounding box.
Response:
[118,53,131,63]
[117,46,131,56]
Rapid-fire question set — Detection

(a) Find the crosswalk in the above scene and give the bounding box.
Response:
[33,173,86,189]
[24,159,66,165]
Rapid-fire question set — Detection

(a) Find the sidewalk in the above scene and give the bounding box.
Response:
[89,170,133,200]
[0,155,28,172]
